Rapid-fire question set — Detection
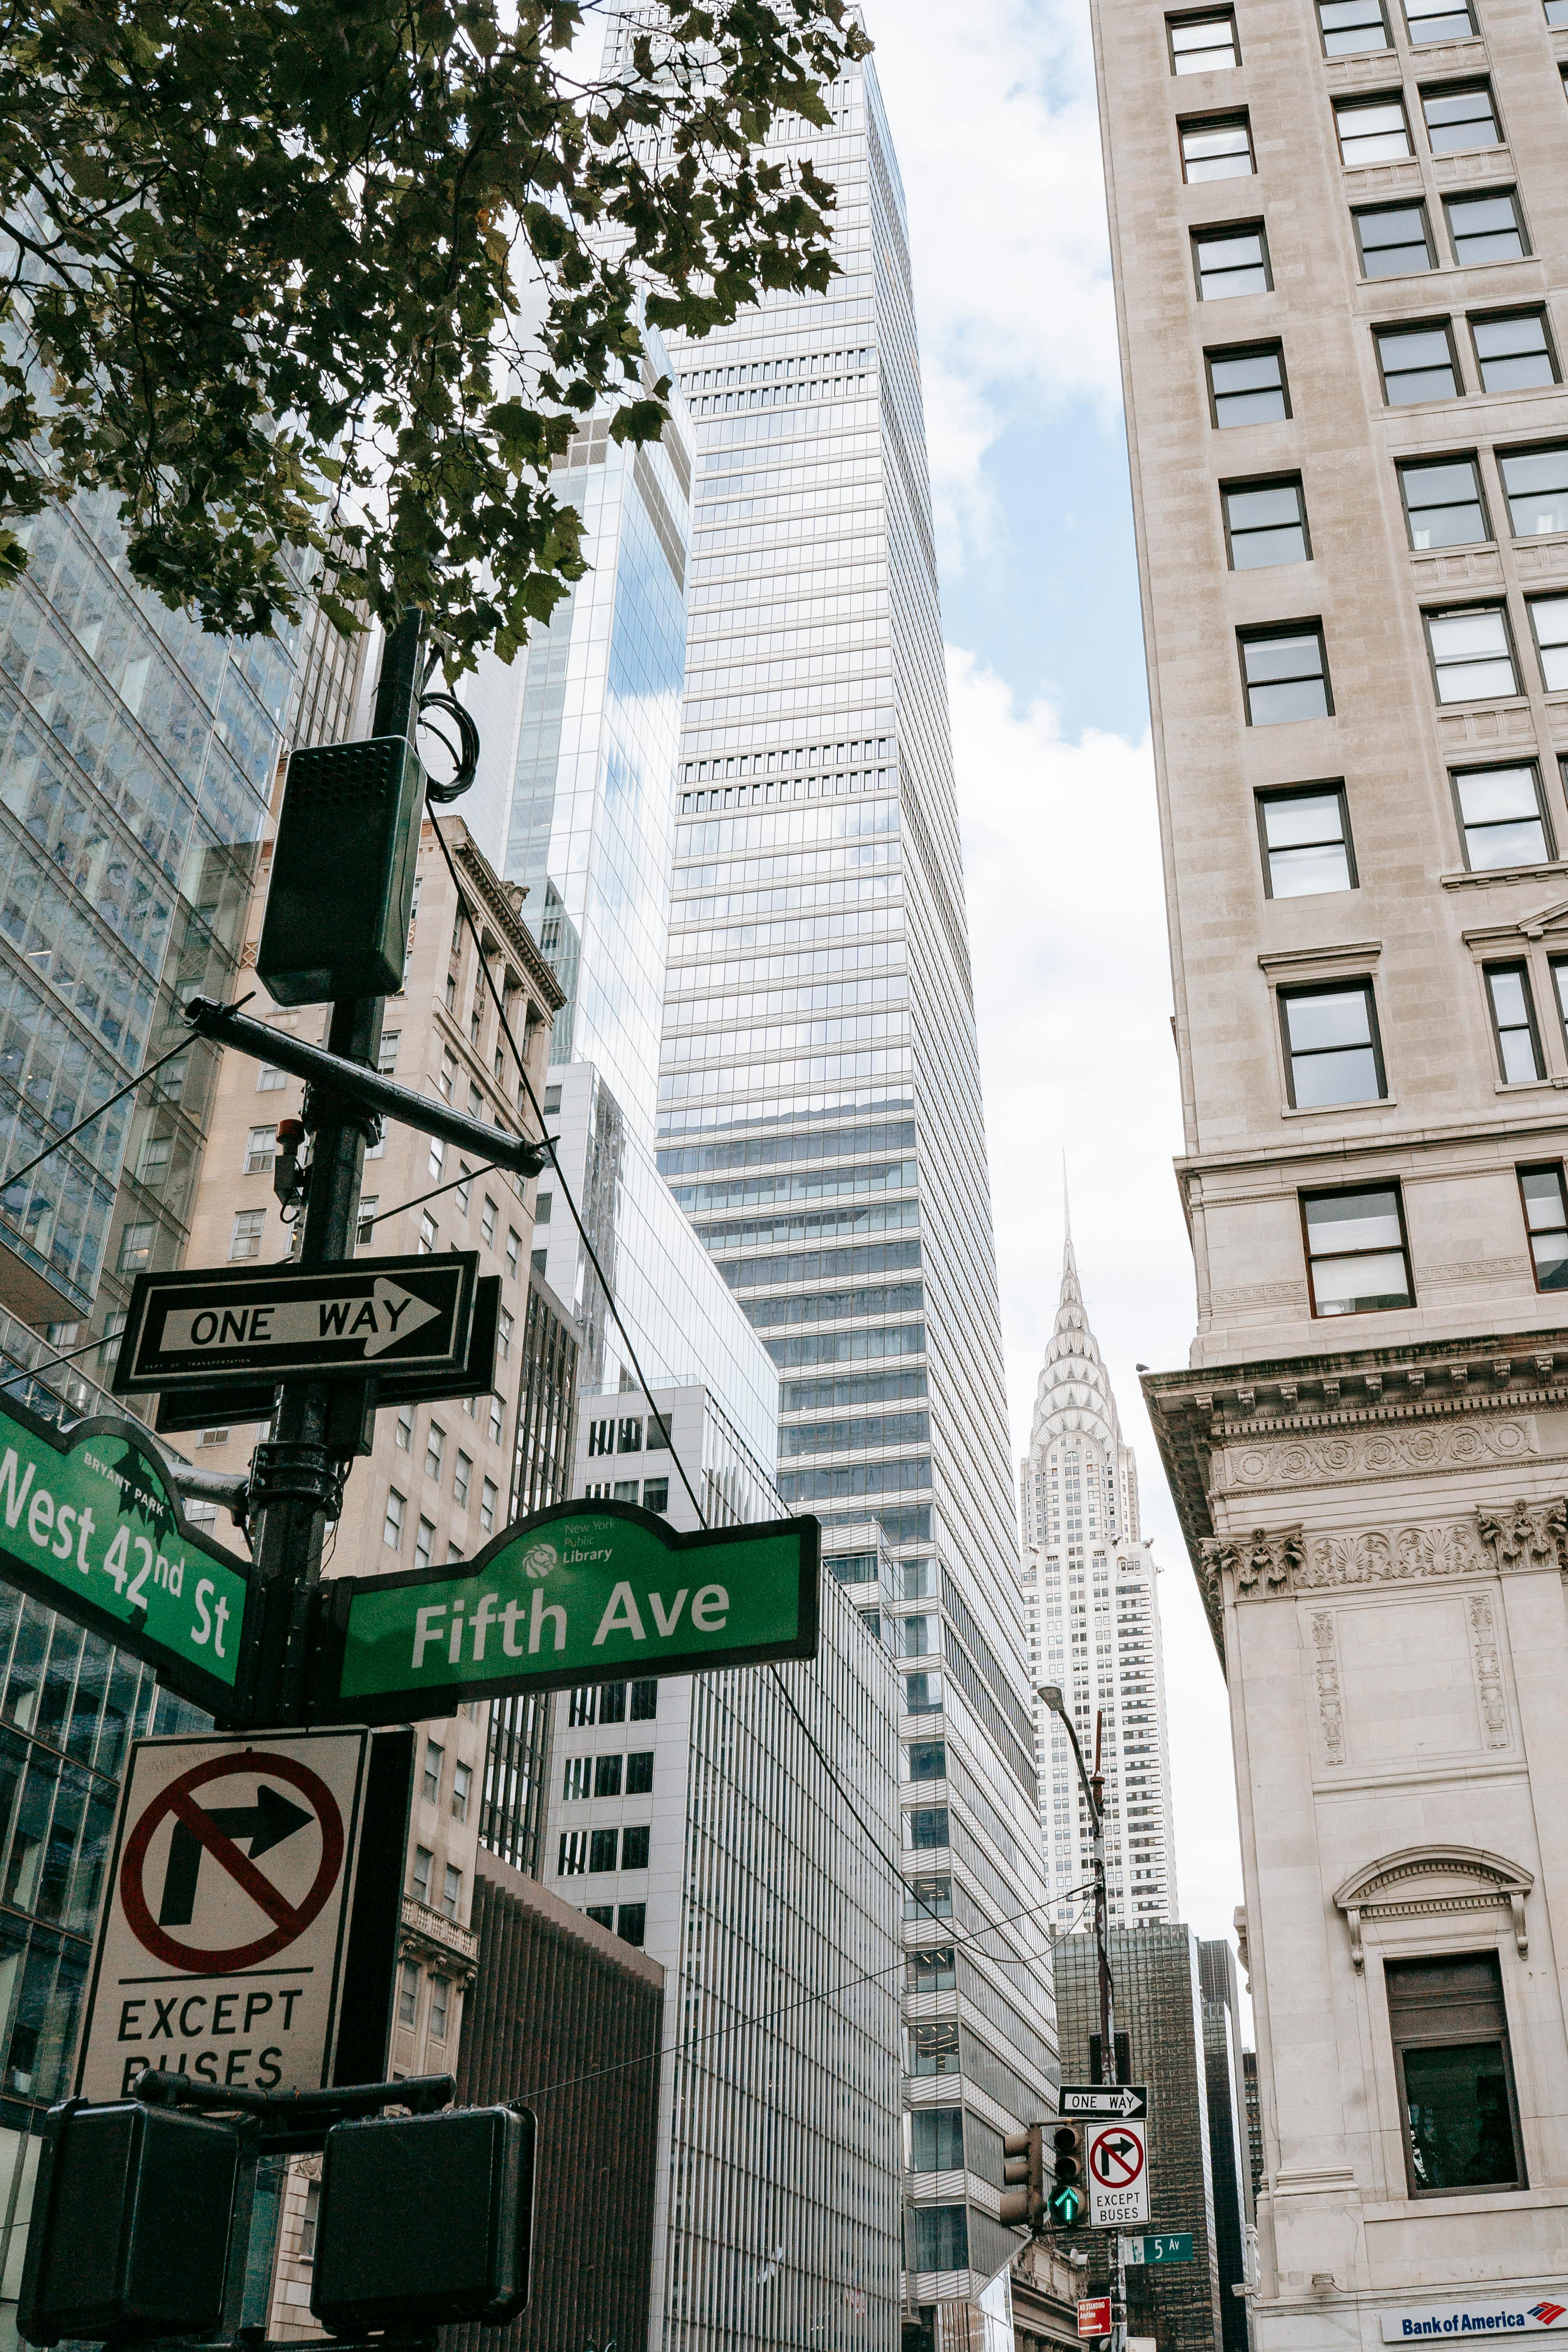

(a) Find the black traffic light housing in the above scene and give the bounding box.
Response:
[998,2122,1044,2228]
[311,2103,535,2332]
[258,735,425,1006]
[1048,2119,1087,2227]
[18,2098,239,2343]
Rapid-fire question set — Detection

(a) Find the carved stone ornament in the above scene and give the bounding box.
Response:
[1311,1612,1345,1766]
[1222,1418,1538,1494]
[1332,1846,1533,1971]
[1477,1497,1568,1573]
[1209,1500,1568,1601]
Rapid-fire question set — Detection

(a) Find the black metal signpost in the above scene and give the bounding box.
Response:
[11,614,824,2352]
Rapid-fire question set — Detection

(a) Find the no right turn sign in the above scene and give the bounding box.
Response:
[1088,2116,1151,2226]
[75,1730,371,2100]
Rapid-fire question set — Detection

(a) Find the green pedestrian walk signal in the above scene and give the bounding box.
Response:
[1049,2122,1085,2226]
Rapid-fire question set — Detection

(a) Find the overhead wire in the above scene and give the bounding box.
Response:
[0,1032,196,1204]
[427,813,703,1523]
[0,1327,123,1401]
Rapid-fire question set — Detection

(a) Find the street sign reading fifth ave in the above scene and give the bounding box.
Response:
[75,1732,371,2102]
[0,1400,250,1714]
[322,1497,820,1723]
[112,1255,480,1394]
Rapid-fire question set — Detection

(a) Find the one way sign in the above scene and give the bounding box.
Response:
[113,1254,480,1393]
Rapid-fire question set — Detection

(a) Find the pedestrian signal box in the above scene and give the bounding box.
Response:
[311,2103,535,2331]
[18,2098,238,2344]
[258,736,425,1005]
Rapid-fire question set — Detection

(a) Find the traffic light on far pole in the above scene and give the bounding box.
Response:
[1048,2120,1086,2227]
[998,2122,1044,2227]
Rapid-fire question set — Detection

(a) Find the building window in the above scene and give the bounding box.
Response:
[423,1740,443,1804]
[117,1221,156,1274]
[497,1307,513,1361]
[419,1211,438,1254]
[454,1450,472,1506]
[378,1032,399,1074]
[245,1126,278,1175]
[1223,476,1310,568]
[908,1947,958,1994]
[642,1477,670,1514]
[558,1831,588,1877]
[630,1679,659,1720]
[397,1960,420,2029]
[480,1478,497,1534]
[1527,595,1568,689]
[1279,981,1387,1106]
[1194,222,1271,299]
[414,1517,434,1571]
[1548,0,1568,22]
[1335,94,1412,164]
[488,1396,504,1445]
[1400,455,1489,547]
[589,1829,619,1873]
[1499,445,1568,536]
[1207,341,1290,425]
[1423,81,1501,152]
[395,1406,414,1451]
[621,1825,650,1870]
[1485,962,1545,1081]
[1169,9,1240,69]
[1319,0,1390,51]
[594,1753,623,1798]
[908,2024,961,2078]
[1445,189,1527,265]
[1256,785,1356,897]
[904,1875,953,1920]
[1427,603,1519,701]
[583,1902,613,1928]
[411,1845,432,1904]
[428,1976,450,2042]
[441,1864,461,1919]
[452,1760,471,1822]
[355,1196,379,1246]
[256,1063,286,1092]
[383,1490,405,1552]
[911,2110,966,2172]
[910,2205,969,2269]
[481,1196,498,1245]
[906,1805,950,1851]
[505,1228,521,1278]
[1519,1163,1568,1289]
[1355,202,1435,278]
[1376,320,1461,403]
[627,1750,654,1794]
[1180,112,1253,178]
[1471,310,1559,392]
[1239,624,1332,723]
[1301,1186,1414,1315]
[1386,1953,1524,2196]
[1406,0,1476,35]
[1452,764,1553,868]
[562,1755,591,1801]
[229,1208,265,1261]
[617,1903,646,1947]
[425,1424,445,1482]
[907,1739,947,1782]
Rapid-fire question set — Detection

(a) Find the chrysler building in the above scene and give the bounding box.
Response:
[1020,1225,1178,1927]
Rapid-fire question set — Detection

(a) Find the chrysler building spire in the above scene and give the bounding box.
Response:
[1019,1230,1177,1927]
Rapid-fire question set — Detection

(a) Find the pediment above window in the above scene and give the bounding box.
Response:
[1332,1845,1532,1970]
[1461,893,1568,952]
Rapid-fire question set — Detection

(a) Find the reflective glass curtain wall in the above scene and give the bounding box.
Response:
[649,30,1052,2317]
[0,494,296,1325]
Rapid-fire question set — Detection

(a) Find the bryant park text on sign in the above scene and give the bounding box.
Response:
[325,1497,820,1721]
[0,1402,249,1715]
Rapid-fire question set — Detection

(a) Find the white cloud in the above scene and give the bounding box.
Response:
[950,648,1249,1971]
[864,0,1122,566]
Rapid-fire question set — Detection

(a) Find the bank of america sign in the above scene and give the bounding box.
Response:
[1383,2306,1568,2341]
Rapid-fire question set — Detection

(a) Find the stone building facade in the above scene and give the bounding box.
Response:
[1089,0,1568,2321]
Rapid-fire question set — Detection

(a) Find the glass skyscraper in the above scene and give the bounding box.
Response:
[0,494,298,1335]
[648,31,1053,2329]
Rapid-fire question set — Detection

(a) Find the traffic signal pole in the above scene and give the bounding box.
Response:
[1043,1687,1127,2352]
[237,614,421,1731]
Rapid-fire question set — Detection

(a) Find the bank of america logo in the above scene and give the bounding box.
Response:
[1529,2305,1565,2325]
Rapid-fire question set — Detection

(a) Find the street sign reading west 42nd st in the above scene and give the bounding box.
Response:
[0,1397,250,1715]
[112,1254,481,1394]
[314,1496,820,1722]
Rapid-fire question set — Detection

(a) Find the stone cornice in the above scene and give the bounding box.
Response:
[1142,1325,1568,1663]
[399,1895,479,1984]
[435,819,566,1016]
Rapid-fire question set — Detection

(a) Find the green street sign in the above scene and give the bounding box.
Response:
[0,1401,251,1713]
[322,1498,820,1723]
[1121,2233,1194,2267]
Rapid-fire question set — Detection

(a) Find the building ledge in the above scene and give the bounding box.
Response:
[399,1896,479,1982]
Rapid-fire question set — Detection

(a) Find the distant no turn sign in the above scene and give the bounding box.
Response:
[76,1731,370,2100]
[1087,2118,1151,2227]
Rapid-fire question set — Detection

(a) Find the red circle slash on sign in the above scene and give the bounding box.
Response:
[1089,2125,1146,2188]
[120,1750,345,1974]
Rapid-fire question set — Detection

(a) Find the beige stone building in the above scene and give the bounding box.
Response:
[1092,0,1568,2328]
[178,806,564,2335]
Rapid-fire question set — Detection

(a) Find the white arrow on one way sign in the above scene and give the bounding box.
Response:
[164,1278,442,1361]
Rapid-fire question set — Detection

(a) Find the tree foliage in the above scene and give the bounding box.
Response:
[0,0,869,664]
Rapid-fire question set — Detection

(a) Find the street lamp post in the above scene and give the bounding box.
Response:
[1041,1685,1126,2352]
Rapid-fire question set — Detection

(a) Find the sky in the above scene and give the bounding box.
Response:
[863,1,1250,1979]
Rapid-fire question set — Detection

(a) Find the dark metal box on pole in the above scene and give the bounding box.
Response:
[258,736,425,1006]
